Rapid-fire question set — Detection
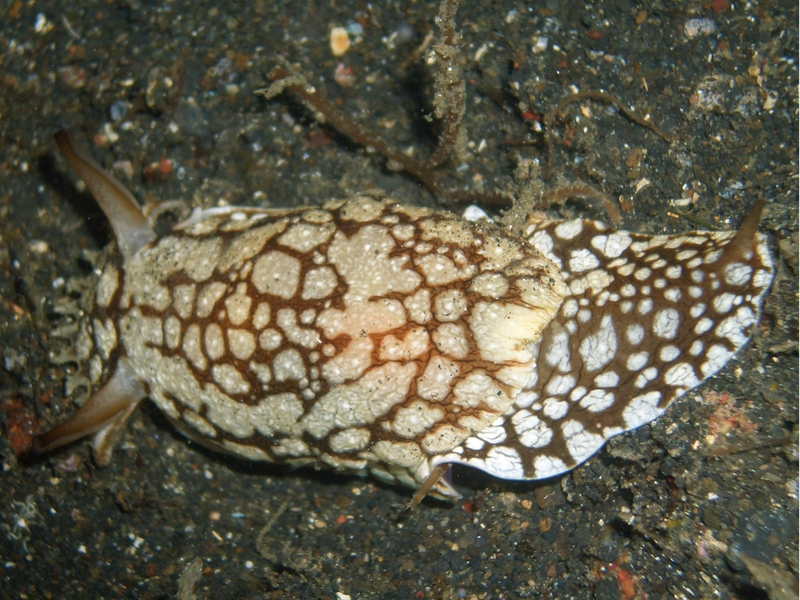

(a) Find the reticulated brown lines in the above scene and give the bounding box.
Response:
[34,130,773,507]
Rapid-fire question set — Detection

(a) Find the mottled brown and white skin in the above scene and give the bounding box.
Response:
[36,131,774,506]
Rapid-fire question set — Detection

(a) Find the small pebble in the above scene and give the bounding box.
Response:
[393,23,415,44]
[103,123,119,144]
[330,27,350,56]
[763,91,778,111]
[345,22,364,37]
[28,240,49,254]
[109,101,128,123]
[684,18,717,39]
[334,63,356,87]
[57,65,87,89]
[711,0,730,13]
[112,161,134,181]
[532,36,548,53]
[34,13,53,34]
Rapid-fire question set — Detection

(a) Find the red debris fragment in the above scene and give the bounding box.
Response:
[615,567,636,600]
[521,109,541,122]
[603,562,640,600]
[710,0,730,13]
[144,159,173,182]
[305,130,333,149]
[2,399,38,456]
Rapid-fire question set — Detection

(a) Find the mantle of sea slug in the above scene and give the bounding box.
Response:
[107,197,568,472]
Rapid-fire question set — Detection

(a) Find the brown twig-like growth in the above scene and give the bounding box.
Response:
[544,89,673,170]
[264,64,508,207]
[262,0,510,209]
[536,90,674,224]
[543,182,622,225]
[424,0,467,170]
[263,1,658,223]
[264,66,441,193]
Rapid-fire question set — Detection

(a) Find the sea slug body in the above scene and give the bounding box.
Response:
[35,131,774,506]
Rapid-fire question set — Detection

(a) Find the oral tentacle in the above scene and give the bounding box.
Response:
[33,358,146,461]
[55,130,155,260]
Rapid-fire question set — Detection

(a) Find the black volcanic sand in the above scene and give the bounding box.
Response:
[0,1,796,599]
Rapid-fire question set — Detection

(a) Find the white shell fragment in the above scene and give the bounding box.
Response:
[330,27,351,57]
[684,18,717,39]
